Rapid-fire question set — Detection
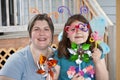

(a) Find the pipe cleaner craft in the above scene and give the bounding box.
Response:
[29,8,40,14]
[67,65,95,79]
[80,5,89,14]
[29,7,59,20]
[36,54,57,80]
[68,42,92,63]
[58,6,72,16]
[90,16,107,37]
[67,42,95,79]
[89,16,110,54]
[89,31,103,48]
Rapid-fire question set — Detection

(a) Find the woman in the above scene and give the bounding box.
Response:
[0,14,57,80]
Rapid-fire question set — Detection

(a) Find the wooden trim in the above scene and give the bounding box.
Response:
[0,24,64,35]
[76,0,80,13]
[107,25,116,80]
[0,25,28,32]
[0,0,1,26]
[117,0,120,80]
[83,0,97,17]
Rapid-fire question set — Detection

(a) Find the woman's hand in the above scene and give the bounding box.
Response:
[71,73,85,80]
[46,65,60,80]
[92,48,101,64]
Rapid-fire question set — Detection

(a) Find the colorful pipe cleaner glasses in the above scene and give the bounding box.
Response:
[65,22,90,34]
[36,54,57,80]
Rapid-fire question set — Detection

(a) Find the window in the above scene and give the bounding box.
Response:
[0,0,78,32]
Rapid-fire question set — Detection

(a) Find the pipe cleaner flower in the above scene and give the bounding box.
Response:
[37,54,57,80]
[68,42,92,63]
[67,65,95,79]
[89,31,103,48]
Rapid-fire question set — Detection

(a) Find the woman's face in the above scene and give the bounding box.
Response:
[66,21,89,44]
[31,20,52,49]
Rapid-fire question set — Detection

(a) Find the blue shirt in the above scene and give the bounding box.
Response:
[0,46,45,80]
[54,42,110,80]
[54,51,95,80]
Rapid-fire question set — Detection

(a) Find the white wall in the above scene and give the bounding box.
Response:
[97,0,116,80]
[97,0,116,24]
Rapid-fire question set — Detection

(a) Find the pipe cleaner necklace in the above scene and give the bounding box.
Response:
[67,42,95,79]
[68,42,92,63]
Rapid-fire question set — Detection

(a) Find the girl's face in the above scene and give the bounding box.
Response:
[31,20,52,49]
[66,21,89,44]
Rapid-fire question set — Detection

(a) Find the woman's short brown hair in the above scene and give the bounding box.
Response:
[28,13,54,41]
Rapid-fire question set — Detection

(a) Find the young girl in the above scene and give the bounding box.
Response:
[54,14,109,80]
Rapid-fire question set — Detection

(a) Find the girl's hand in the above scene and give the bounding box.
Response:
[92,48,101,64]
[72,73,85,80]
